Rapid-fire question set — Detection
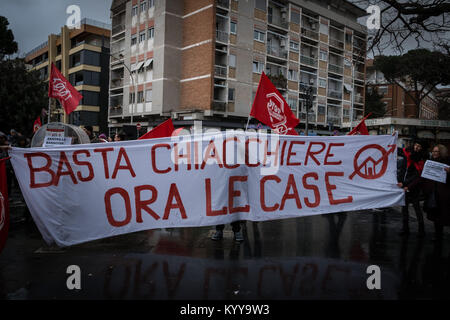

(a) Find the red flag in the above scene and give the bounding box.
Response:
[138,119,175,140]
[33,116,42,133]
[48,63,83,116]
[0,158,10,254]
[348,113,371,136]
[250,72,299,135]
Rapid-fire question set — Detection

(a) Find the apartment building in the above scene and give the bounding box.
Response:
[109,0,367,134]
[25,19,111,134]
[366,59,439,120]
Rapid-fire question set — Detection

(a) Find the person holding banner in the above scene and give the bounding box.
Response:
[421,144,450,242]
[397,140,427,237]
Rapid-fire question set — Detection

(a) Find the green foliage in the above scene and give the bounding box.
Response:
[0,16,48,137]
[365,88,386,118]
[0,16,18,60]
[374,49,450,117]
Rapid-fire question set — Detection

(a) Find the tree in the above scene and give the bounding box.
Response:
[0,16,17,60]
[365,87,386,118]
[350,0,450,55]
[0,16,48,138]
[374,49,450,118]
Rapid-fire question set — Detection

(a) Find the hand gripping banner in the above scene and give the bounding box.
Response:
[9,132,404,247]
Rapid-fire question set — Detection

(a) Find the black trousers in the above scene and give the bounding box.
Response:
[216,221,241,232]
[402,192,424,231]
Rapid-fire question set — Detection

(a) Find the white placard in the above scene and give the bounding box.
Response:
[43,136,72,147]
[421,160,449,183]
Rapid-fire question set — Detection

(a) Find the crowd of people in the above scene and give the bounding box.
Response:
[397,140,450,242]
[0,126,449,243]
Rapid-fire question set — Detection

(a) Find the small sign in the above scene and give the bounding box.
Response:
[46,123,65,138]
[137,123,141,130]
[43,136,72,147]
[421,160,449,183]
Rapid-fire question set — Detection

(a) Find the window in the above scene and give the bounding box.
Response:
[288,69,298,81]
[319,23,328,35]
[378,86,388,95]
[228,88,235,101]
[290,40,299,52]
[139,31,146,43]
[288,98,297,111]
[132,6,138,16]
[146,90,152,102]
[254,29,265,42]
[319,50,327,61]
[129,92,135,104]
[253,61,264,73]
[230,21,237,35]
[148,27,154,39]
[148,0,154,8]
[345,33,352,44]
[343,109,350,116]
[140,1,146,13]
[290,11,300,24]
[319,78,327,88]
[131,35,137,46]
[255,0,266,11]
[318,105,326,114]
[137,91,144,103]
[229,54,236,68]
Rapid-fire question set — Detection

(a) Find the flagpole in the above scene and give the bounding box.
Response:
[245,116,251,131]
[48,98,51,124]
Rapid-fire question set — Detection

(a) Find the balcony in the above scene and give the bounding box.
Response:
[328,64,343,74]
[329,38,344,49]
[301,27,319,40]
[212,100,227,111]
[110,79,124,89]
[300,55,317,67]
[355,71,365,81]
[267,45,288,60]
[267,74,287,88]
[327,89,342,100]
[354,94,364,104]
[112,24,125,36]
[214,65,227,78]
[216,0,229,9]
[327,116,341,126]
[216,30,229,43]
[109,106,123,116]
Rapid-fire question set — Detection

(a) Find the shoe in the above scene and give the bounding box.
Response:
[211,230,223,241]
[234,231,244,242]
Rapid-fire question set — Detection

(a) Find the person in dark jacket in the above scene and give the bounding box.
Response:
[421,144,450,242]
[397,140,427,237]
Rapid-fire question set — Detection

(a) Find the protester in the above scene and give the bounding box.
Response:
[397,140,427,237]
[114,131,127,142]
[83,125,99,143]
[0,132,13,195]
[421,144,450,242]
[98,133,109,143]
[211,222,244,242]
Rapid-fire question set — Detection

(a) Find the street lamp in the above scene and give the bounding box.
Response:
[108,53,136,125]
[299,83,313,136]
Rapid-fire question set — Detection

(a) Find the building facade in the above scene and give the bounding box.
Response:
[25,19,111,134]
[109,0,367,134]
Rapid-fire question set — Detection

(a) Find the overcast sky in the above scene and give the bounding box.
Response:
[0,0,112,57]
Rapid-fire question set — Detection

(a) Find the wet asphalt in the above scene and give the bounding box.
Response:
[1,199,449,300]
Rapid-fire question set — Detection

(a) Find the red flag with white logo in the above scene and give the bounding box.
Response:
[0,157,10,254]
[250,72,299,135]
[48,63,83,116]
[33,116,41,133]
[138,119,175,140]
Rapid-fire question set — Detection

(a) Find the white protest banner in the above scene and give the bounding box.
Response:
[10,132,404,247]
[421,160,449,183]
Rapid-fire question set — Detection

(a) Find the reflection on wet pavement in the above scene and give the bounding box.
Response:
[0,208,449,299]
